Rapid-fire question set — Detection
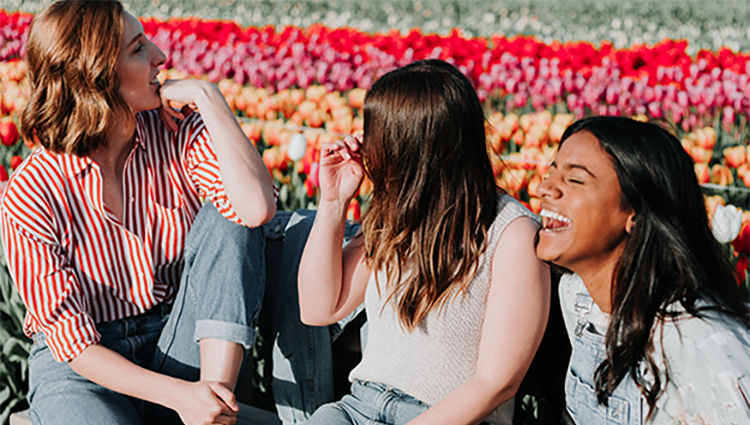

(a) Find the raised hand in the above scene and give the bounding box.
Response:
[319,135,365,204]
[156,79,222,131]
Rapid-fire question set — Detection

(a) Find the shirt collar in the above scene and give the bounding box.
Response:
[49,113,148,178]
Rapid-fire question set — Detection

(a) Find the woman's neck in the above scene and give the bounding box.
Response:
[575,258,619,314]
[90,116,135,176]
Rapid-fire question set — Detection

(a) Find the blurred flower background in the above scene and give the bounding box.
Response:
[5,0,750,53]
[0,1,748,424]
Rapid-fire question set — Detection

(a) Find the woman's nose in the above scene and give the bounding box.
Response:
[537,175,560,199]
[151,42,167,67]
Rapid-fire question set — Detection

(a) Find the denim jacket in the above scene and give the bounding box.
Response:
[559,274,750,425]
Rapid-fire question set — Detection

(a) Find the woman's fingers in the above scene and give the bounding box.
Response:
[157,105,179,132]
[342,135,361,153]
[207,382,239,413]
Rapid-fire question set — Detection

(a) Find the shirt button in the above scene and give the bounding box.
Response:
[130,197,135,203]
[274,224,281,233]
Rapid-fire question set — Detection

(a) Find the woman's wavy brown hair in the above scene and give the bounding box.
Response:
[361,60,498,331]
[21,0,129,157]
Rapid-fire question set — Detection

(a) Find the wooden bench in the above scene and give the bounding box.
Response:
[9,403,281,425]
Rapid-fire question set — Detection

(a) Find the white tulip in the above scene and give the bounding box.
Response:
[288,133,307,162]
[711,204,743,243]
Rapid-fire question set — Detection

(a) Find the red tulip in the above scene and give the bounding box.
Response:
[347,199,361,221]
[0,118,19,147]
[735,255,748,286]
[732,222,750,255]
[9,155,22,170]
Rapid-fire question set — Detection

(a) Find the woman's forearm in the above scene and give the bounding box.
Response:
[68,343,186,410]
[407,375,517,425]
[297,199,350,325]
[69,343,239,424]
[191,85,276,227]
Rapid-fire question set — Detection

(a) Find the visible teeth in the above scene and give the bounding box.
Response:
[539,209,571,224]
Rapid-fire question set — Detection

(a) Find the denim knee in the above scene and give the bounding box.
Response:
[181,203,266,350]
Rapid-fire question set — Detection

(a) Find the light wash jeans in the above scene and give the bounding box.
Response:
[26,206,361,425]
[261,209,363,424]
[303,380,491,425]
[27,203,266,425]
[303,380,431,425]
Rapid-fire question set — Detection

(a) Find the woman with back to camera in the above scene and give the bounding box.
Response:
[297,59,551,425]
[535,116,750,424]
[0,1,277,424]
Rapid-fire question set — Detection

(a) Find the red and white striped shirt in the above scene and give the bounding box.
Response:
[1,110,252,362]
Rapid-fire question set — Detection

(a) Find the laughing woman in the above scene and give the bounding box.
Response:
[0,1,276,424]
[536,116,750,424]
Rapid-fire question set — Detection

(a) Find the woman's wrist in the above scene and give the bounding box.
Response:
[155,375,189,411]
[317,198,350,221]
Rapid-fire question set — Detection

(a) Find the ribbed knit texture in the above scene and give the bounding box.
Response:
[350,194,538,424]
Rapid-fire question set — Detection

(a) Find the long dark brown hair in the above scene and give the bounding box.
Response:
[361,59,498,331]
[561,116,750,419]
[21,0,130,157]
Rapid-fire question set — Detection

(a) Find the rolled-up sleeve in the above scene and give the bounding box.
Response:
[1,205,99,363]
[179,113,249,226]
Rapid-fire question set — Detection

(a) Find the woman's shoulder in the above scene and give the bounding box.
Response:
[493,193,540,231]
[653,306,750,423]
[658,305,750,355]
[3,147,66,198]
[1,147,72,226]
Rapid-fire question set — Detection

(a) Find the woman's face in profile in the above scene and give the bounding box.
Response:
[116,12,167,114]
[535,131,635,277]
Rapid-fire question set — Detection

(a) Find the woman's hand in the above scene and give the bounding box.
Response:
[156,79,216,131]
[170,380,239,425]
[319,135,365,204]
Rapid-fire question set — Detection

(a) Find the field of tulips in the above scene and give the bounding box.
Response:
[0,7,749,423]
[13,1,750,54]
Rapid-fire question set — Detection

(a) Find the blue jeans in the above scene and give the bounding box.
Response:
[261,209,362,424]
[303,380,431,425]
[565,297,643,424]
[27,203,266,425]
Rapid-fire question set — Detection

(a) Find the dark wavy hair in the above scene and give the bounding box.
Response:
[361,59,498,331]
[21,0,129,157]
[560,116,750,419]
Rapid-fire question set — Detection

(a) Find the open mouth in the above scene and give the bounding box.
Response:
[540,208,571,231]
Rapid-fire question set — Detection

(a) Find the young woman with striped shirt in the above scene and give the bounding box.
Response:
[0,1,276,424]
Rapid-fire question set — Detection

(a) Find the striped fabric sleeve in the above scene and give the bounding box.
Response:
[180,113,247,226]
[0,208,100,363]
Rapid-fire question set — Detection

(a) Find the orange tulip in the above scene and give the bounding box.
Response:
[704,195,726,222]
[690,146,712,164]
[696,127,717,150]
[290,88,305,106]
[348,88,367,109]
[528,197,542,214]
[694,163,711,184]
[500,169,528,194]
[723,145,746,168]
[710,164,733,186]
[527,174,542,198]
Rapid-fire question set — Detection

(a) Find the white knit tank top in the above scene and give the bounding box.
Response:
[349,194,538,424]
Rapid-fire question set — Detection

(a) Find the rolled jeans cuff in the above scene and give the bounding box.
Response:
[194,319,257,351]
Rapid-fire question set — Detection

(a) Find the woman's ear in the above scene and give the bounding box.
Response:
[625,212,636,234]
